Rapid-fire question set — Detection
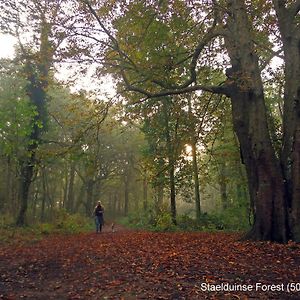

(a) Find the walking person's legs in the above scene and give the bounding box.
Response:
[99,215,104,232]
[95,216,100,233]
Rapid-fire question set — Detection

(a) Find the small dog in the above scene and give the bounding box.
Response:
[111,223,115,233]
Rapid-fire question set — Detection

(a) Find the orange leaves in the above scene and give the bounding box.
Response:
[0,231,300,299]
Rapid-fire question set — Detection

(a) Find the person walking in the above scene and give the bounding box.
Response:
[94,201,104,233]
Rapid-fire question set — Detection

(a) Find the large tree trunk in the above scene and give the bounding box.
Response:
[230,88,288,242]
[224,0,289,242]
[272,0,300,241]
[291,126,300,240]
[16,15,53,226]
[16,121,40,226]
[17,156,35,226]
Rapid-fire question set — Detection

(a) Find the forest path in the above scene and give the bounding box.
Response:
[0,230,300,299]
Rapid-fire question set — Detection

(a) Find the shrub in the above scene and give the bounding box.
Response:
[50,211,93,234]
[155,211,176,231]
[121,204,249,232]
[209,207,250,231]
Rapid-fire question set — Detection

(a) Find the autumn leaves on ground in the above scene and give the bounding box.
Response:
[1,227,300,300]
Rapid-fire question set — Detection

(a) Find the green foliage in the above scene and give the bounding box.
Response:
[122,204,249,232]
[38,210,94,234]
[176,213,237,231]
[121,204,176,231]
[209,207,250,231]
[0,210,93,245]
[0,59,36,158]
[154,211,177,231]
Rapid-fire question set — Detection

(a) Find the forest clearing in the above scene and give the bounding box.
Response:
[1,228,300,300]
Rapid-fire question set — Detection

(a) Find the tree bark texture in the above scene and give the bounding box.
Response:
[224,0,289,242]
[16,156,35,226]
[272,0,300,241]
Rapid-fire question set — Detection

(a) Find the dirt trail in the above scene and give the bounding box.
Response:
[0,230,300,299]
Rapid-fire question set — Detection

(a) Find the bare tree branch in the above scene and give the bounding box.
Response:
[125,83,229,105]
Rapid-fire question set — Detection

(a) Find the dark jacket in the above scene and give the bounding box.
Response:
[94,205,104,225]
[94,205,104,216]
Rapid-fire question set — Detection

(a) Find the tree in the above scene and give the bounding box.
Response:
[0,58,36,216]
[272,0,300,241]
[78,0,300,242]
[0,0,68,225]
[133,97,191,223]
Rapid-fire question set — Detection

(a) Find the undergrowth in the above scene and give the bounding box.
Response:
[121,204,250,232]
[0,211,94,245]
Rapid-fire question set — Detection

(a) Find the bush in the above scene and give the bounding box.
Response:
[177,213,222,231]
[49,210,94,234]
[0,210,94,244]
[209,207,250,231]
[121,204,177,231]
[155,211,177,231]
[121,204,249,232]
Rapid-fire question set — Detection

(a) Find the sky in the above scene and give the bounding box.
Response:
[0,34,17,58]
[0,33,116,98]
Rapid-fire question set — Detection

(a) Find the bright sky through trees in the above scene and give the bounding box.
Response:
[0,33,115,97]
[0,34,16,58]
